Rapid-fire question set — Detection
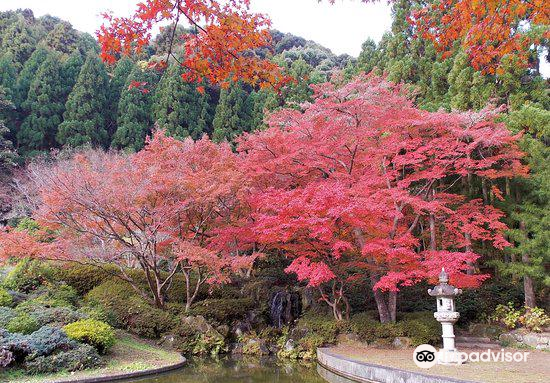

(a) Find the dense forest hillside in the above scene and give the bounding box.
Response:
[0,8,351,162]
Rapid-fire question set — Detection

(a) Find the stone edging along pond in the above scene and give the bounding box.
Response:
[54,358,187,383]
[317,348,478,383]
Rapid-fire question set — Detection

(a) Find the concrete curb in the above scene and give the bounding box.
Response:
[54,357,186,383]
[317,348,479,383]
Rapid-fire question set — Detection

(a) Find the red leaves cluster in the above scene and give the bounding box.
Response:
[98,0,284,89]
[238,75,527,295]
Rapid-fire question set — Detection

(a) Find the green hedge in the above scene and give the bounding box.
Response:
[190,298,255,323]
[64,319,116,354]
[85,280,176,338]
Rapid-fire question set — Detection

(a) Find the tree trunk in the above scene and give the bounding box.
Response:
[373,288,392,323]
[519,222,536,308]
[523,274,536,308]
[389,291,397,323]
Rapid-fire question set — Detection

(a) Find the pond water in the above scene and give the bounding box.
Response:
[128,356,350,383]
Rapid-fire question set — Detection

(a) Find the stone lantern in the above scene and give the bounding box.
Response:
[428,268,463,364]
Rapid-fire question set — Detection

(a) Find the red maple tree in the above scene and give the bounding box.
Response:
[239,75,527,322]
[0,131,258,309]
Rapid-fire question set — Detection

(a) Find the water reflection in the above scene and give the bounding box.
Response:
[128,356,330,383]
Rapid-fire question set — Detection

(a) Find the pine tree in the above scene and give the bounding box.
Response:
[17,52,66,155]
[44,21,79,55]
[152,64,211,140]
[500,105,550,307]
[0,52,17,100]
[111,65,157,151]
[14,45,50,109]
[0,53,17,135]
[212,82,254,142]
[0,86,17,171]
[57,53,109,147]
[0,17,36,71]
[106,57,133,137]
[60,49,84,100]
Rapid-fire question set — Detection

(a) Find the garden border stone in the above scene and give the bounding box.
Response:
[317,348,479,383]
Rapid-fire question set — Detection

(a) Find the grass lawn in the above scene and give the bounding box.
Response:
[328,344,549,383]
[1,331,184,383]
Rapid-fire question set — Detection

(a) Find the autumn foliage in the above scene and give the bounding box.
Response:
[410,0,549,73]
[98,0,285,89]
[0,133,258,309]
[238,75,526,321]
[0,75,527,321]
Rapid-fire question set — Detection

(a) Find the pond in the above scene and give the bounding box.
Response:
[127,356,352,383]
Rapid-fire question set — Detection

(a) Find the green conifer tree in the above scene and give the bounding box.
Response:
[106,57,134,137]
[56,53,109,147]
[0,17,36,71]
[14,45,50,109]
[17,52,65,155]
[0,87,17,171]
[60,49,84,100]
[152,64,211,140]
[212,82,254,142]
[111,65,157,151]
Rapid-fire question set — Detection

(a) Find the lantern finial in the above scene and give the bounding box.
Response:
[439,268,449,284]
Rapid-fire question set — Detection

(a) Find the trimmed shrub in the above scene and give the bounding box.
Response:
[0,288,12,307]
[6,313,40,334]
[190,298,255,323]
[350,311,440,346]
[25,343,102,374]
[0,326,74,365]
[64,319,116,354]
[55,264,117,295]
[78,305,114,324]
[0,307,17,327]
[2,259,55,293]
[85,281,176,338]
[29,306,87,327]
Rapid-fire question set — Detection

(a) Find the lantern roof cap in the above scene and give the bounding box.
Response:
[428,268,462,297]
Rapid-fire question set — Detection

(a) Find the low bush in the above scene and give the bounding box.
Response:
[25,343,102,374]
[0,326,74,365]
[0,307,17,327]
[190,298,255,323]
[400,312,440,346]
[350,311,440,346]
[78,305,114,324]
[6,313,40,334]
[278,312,350,360]
[30,306,87,327]
[0,288,12,307]
[490,303,550,332]
[520,307,550,332]
[85,281,176,338]
[64,319,116,354]
[56,264,117,295]
[2,259,56,293]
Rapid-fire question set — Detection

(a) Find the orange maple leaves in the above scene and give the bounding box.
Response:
[410,0,549,73]
[98,0,286,89]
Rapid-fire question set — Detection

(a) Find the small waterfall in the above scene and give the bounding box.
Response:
[269,290,301,328]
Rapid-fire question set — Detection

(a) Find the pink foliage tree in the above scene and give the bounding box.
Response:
[240,75,527,322]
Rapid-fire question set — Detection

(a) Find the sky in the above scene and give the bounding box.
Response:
[0,0,392,57]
